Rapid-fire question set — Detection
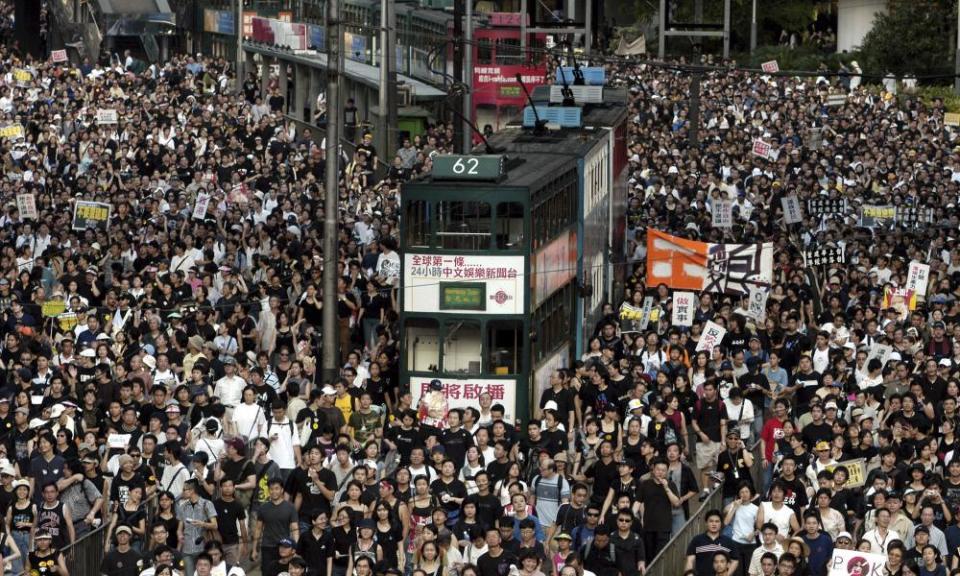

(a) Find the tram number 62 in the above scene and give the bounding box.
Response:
[452,158,480,175]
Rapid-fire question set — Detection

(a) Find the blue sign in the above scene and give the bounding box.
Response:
[555,66,605,86]
[308,24,326,49]
[217,11,236,36]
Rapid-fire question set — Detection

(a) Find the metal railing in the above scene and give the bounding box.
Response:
[645,441,764,576]
[61,522,109,576]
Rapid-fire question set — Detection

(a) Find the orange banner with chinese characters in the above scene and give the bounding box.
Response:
[646,229,709,291]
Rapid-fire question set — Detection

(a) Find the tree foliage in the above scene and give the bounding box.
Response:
[857,0,955,79]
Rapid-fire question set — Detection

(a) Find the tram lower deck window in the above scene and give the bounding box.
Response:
[405,318,439,372]
[443,321,482,375]
[487,320,522,375]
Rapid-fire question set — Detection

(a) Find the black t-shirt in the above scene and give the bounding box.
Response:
[638,478,677,532]
[440,428,472,469]
[430,477,467,513]
[801,422,833,449]
[540,387,575,418]
[213,498,247,545]
[477,550,519,576]
[386,425,421,466]
[100,547,142,576]
[587,458,620,506]
[793,370,822,408]
[286,467,333,520]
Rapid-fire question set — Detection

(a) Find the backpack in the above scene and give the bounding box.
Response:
[582,537,615,562]
[532,474,568,504]
[266,418,295,439]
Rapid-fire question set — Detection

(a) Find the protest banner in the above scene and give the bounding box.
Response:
[16,193,36,220]
[696,320,727,353]
[41,300,66,318]
[752,139,772,159]
[12,68,31,86]
[761,60,779,74]
[671,291,695,327]
[895,205,935,227]
[807,198,846,216]
[72,201,112,231]
[826,94,847,107]
[646,230,773,296]
[0,124,23,139]
[638,296,654,331]
[193,193,212,220]
[826,547,885,576]
[619,302,644,333]
[906,261,931,302]
[96,109,118,125]
[827,459,867,488]
[747,286,769,322]
[859,204,895,228]
[882,286,914,318]
[781,196,803,224]
[50,50,68,63]
[867,343,893,367]
[947,112,960,127]
[803,243,845,267]
[712,198,733,228]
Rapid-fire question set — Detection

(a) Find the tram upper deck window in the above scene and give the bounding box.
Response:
[405,318,439,372]
[496,202,524,249]
[437,201,491,250]
[443,321,482,375]
[405,200,431,248]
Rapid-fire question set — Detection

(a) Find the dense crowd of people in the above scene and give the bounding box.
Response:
[2,4,960,576]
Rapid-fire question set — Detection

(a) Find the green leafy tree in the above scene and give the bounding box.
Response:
[858,0,955,79]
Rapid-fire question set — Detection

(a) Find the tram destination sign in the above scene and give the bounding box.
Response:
[432,155,505,181]
[440,283,486,311]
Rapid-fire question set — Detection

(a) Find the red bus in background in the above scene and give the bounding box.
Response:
[472,13,548,134]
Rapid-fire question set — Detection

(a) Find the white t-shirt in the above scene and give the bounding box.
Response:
[265,417,300,469]
[232,402,266,441]
[723,399,755,440]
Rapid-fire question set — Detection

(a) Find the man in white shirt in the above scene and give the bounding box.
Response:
[214,357,246,415]
[862,507,900,553]
[264,400,301,481]
[748,523,783,576]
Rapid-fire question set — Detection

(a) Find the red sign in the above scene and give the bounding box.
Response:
[489,12,528,27]
[761,60,779,74]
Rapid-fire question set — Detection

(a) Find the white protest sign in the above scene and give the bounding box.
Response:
[193,193,212,220]
[752,139,771,159]
[826,548,886,576]
[712,198,733,228]
[761,60,779,74]
[96,108,118,125]
[781,195,803,224]
[16,193,37,220]
[696,320,727,353]
[867,343,893,367]
[906,261,931,301]
[747,286,769,322]
[638,296,654,331]
[672,291,695,327]
[50,50,68,63]
[108,434,131,449]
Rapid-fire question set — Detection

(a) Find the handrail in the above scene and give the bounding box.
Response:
[645,440,764,576]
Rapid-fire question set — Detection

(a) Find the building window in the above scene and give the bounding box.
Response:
[405,318,439,372]
[487,320,522,375]
[443,321,482,375]
[437,201,491,250]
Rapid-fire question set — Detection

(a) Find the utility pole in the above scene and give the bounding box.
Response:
[955,0,960,94]
[463,0,473,153]
[378,0,397,162]
[323,0,341,384]
[236,0,244,92]
[453,0,464,153]
[688,70,701,149]
[750,0,757,53]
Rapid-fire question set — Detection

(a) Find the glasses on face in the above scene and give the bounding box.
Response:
[586,512,599,517]
[617,519,631,523]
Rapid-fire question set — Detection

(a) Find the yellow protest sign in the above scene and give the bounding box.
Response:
[947,113,960,127]
[12,68,31,85]
[828,458,866,488]
[0,125,23,139]
[57,312,79,331]
[42,300,66,318]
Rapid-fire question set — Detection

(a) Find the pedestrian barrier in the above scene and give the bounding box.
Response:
[646,441,763,576]
[60,522,109,576]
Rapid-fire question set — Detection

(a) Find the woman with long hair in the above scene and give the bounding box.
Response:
[330,506,354,576]
[28,531,68,576]
[154,490,181,549]
[346,519,383,576]
[6,480,33,575]
[573,418,601,481]
[493,462,527,506]
[374,501,403,570]
[408,476,436,566]
[459,446,485,495]
[341,480,370,520]
[414,540,445,576]
[106,484,146,552]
